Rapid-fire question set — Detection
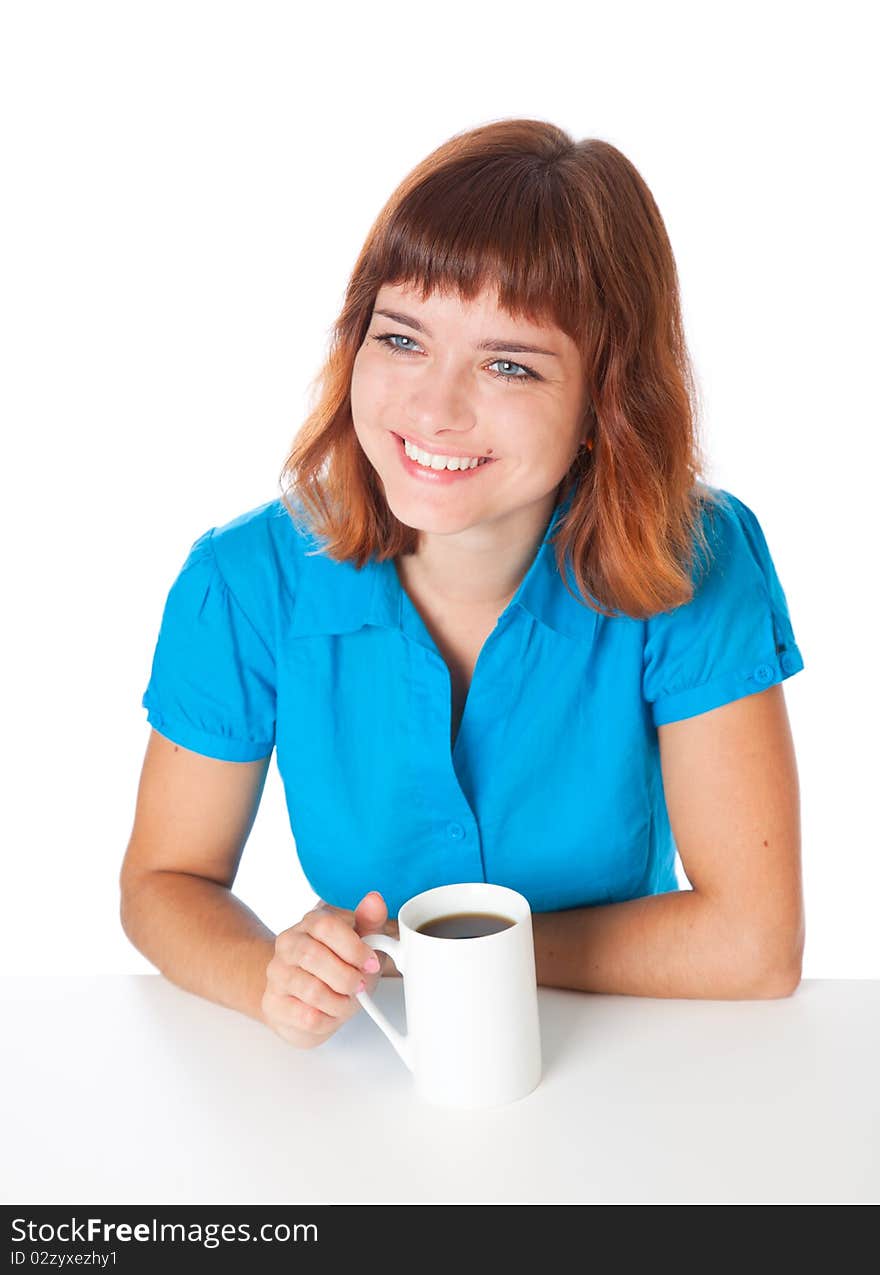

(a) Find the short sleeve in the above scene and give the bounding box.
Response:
[141,529,277,761]
[642,490,805,726]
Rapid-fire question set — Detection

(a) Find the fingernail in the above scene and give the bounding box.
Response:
[363,954,380,973]
[356,979,366,994]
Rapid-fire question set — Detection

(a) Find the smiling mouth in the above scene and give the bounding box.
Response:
[392,432,495,469]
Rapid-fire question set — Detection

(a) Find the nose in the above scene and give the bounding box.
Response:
[403,362,478,441]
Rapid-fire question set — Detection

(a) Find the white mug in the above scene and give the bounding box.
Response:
[356,882,542,1110]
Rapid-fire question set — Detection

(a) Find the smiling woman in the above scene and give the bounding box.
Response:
[127,119,806,1049]
[279,119,724,624]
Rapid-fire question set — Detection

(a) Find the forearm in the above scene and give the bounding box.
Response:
[532,887,797,1000]
[120,870,277,1024]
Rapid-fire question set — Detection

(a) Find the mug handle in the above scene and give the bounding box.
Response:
[355,934,414,1073]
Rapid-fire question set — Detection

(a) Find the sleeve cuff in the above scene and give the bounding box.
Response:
[143,701,274,762]
[651,645,805,726]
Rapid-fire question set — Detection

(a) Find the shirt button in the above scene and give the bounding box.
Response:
[781,651,798,674]
[447,822,465,841]
[754,663,774,684]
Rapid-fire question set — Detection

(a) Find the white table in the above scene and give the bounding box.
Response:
[2,976,877,1204]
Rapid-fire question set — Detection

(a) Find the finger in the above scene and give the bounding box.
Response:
[304,907,380,963]
[281,989,351,1036]
[294,933,377,999]
[315,897,356,920]
[354,891,388,936]
[304,909,382,976]
[285,966,361,1020]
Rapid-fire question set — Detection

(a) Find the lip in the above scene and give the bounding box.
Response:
[391,431,496,483]
[392,431,492,461]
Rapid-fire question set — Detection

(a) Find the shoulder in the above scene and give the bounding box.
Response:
[643,484,804,723]
[686,484,780,603]
[193,495,318,633]
[208,496,295,564]
[644,483,771,642]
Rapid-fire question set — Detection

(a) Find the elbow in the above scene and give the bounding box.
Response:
[118,869,147,943]
[119,880,136,945]
[754,962,802,999]
[118,863,136,937]
[747,927,805,1000]
[118,874,129,935]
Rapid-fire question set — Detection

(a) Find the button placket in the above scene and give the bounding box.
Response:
[405,639,483,880]
[451,612,509,766]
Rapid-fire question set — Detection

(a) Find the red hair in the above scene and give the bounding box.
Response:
[279,118,723,619]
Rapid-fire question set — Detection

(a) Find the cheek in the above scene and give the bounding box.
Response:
[511,425,581,484]
[349,359,366,421]
[350,359,390,429]
[506,411,572,462]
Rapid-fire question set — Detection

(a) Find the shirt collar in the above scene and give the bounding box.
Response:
[290,489,598,642]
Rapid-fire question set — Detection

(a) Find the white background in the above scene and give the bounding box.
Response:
[2,0,876,978]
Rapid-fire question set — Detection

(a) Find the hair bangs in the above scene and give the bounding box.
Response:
[362,159,587,340]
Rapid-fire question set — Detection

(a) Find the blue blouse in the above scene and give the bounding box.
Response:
[141,486,805,918]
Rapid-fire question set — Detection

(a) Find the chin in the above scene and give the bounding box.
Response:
[382,486,482,533]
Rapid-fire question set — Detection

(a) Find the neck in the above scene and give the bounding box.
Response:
[396,488,561,612]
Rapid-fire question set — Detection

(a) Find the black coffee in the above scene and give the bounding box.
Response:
[415,911,516,940]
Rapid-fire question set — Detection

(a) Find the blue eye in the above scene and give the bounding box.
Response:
[370,333,538,387]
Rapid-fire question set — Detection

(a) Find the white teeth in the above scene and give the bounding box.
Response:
[403,437,491,471]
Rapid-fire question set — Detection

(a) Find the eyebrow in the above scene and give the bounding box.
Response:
[372,308,560,358]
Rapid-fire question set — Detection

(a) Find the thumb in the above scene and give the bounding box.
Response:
[354,890,388,936]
